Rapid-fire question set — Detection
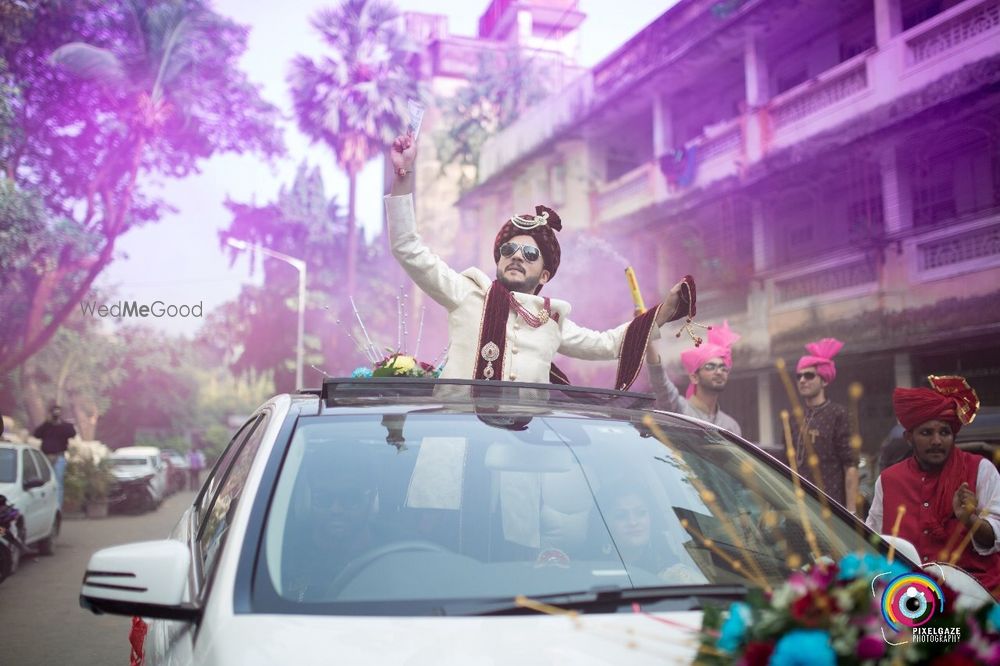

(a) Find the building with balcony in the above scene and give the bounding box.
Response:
[458,0,1000,449]
[386,1,586,352]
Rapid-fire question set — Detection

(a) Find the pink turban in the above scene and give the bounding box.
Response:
[680,321,740,398]
[796,338,844,384]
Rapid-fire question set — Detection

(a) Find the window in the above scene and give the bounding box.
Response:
[548,163,566,207]
[22,450,41,485]
[30,450,52,483]
[197,412,270,579]
[0,450,15,483]
[194,417,259,529]
[254,413,891,613]
[910,131,999,227]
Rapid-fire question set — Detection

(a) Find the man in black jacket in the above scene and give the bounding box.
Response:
[33,404,76,507]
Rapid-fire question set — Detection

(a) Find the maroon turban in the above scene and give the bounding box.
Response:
[892,375,980,434]
[493,205,562,293]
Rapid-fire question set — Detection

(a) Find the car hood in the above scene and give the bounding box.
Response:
[201,612,702,665]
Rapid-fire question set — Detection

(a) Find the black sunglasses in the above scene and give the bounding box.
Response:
[796,371,818,381]
[499,241,541,263]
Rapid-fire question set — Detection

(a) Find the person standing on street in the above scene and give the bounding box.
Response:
[791,338,860,516]
[187,447,206,491]
[33,404,76,507]
[643,320,743,436]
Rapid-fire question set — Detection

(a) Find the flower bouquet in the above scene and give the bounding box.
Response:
[353,353,440,379]
[699,553,1000,665]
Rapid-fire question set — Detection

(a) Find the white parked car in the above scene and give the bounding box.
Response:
[80,379,995,665]
[0,442,60,568]
[109,446,168,513]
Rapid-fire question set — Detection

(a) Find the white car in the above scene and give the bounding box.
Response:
[0,442,60,567]
[80,379,995,665]
[109,446,168,512]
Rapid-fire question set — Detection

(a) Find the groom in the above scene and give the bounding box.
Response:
[384,131,695,390]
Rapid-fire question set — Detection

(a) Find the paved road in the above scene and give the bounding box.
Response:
[0,490,196,666]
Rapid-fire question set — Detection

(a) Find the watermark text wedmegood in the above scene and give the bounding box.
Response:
[80,300,203,318]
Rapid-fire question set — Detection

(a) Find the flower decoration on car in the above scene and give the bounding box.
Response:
[698,553,1000,665]
[371,353,439,378]
[334,292,447,380]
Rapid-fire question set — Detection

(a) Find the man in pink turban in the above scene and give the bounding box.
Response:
[790,338,859,515]
[643,320,742,436]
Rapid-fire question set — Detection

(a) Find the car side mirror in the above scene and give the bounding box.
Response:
[23,477,45,490]
[80,540,200,621]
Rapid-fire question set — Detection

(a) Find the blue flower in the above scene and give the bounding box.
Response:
[988,603,1000,631]
[770,630,836,666]
[351,366,373,378]
[837,552,909,581]
[837,552,864,580]
[717,601,751,652]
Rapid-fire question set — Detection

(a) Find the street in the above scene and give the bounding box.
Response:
[0,490,196,666]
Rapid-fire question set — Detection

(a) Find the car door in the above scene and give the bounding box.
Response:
[28,449,57,532]
[20,450,45,542]
[147,413,269,666]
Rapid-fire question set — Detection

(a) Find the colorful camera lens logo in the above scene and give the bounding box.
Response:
[880,573,945,631]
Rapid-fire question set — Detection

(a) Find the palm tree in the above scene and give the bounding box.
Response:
[288,0,420,295]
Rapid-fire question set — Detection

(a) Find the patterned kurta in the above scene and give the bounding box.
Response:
[790,400,858,506]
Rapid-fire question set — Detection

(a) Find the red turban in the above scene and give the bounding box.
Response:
[892,375,979,434]
[494,205,562,293]
[796,338,844,384]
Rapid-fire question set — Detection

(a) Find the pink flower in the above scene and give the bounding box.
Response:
[856,634,886,660]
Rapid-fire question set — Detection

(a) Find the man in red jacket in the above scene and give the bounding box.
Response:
[866,376,1000,597]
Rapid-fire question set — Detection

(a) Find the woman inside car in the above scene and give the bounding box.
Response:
[604,485,705,585]
[865,376,1000,597]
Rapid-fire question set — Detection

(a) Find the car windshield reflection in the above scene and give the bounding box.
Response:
[256,411,885,612]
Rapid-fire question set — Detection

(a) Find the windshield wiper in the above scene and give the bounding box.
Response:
[437,583,747,616]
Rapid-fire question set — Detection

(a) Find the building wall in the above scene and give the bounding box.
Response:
[457,0,1000,453]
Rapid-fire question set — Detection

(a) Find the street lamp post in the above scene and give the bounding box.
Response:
[227,238,308,389]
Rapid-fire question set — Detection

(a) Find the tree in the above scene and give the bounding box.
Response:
[288,0,421,295]
[6,310,125,438]
[434,48,550,190]
[214,162,400,391]
[0,0,283,376]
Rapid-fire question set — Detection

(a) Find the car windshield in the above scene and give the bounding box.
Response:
[112,457,149,467]
[255,411,891,613]
[0,449,15,483]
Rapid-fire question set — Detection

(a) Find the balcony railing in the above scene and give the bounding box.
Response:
[477,71,594,184]
[769,53,870,130]
[905,0,1000,67]
[767,252,878,307]
[681,117,743,188]
[594,161,664,223]
[905,212,1000,282]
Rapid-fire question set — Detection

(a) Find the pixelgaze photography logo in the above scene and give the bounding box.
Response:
[876,572,959,644]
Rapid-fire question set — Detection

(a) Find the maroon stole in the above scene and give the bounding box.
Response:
[473,281,661,390]
[880,451,1000,592]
